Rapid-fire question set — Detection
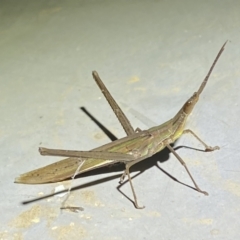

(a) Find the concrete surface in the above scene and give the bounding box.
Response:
[0,0,240,239]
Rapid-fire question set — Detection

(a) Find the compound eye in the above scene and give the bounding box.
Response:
[185,99,192,108]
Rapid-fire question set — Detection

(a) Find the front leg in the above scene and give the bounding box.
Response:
[182,129,220,152]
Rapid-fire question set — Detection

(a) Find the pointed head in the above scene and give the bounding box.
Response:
[181,42,226,116]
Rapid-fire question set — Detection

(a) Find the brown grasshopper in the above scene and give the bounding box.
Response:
[15,42,226,209]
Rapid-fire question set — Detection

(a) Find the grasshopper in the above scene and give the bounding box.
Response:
[15,42,226,209]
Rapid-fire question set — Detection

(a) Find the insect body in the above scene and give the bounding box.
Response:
[15,42,226,209]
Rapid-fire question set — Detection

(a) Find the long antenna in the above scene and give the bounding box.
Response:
[197,41,227,95]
